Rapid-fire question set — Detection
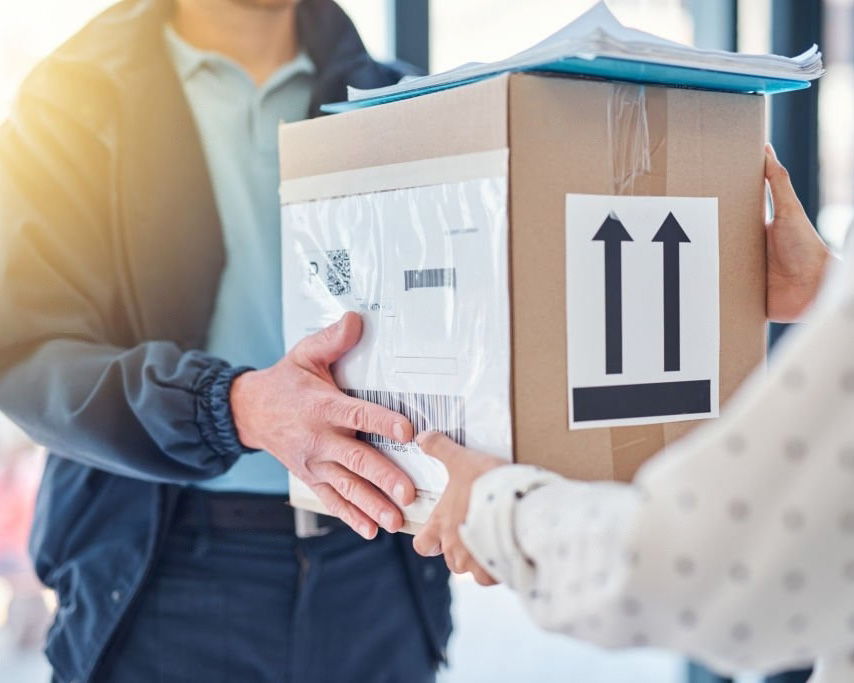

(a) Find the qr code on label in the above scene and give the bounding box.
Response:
[326,249,351,296]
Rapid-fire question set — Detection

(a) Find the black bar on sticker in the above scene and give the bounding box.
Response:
[573,380,712,422]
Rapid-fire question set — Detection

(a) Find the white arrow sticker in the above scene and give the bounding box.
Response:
[565,194,720,429]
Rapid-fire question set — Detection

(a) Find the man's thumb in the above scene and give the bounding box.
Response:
[295,311,362,368]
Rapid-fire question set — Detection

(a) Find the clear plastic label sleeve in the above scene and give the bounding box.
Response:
[281,151,512,500]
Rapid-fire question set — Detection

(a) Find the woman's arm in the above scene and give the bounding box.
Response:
[453,269,854,677]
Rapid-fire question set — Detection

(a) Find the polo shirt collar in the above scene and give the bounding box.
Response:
[162,22,316,87]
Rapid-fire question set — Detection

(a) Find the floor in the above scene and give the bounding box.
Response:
[439,575,687,683]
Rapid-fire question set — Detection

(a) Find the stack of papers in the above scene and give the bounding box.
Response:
[324,1,823,114]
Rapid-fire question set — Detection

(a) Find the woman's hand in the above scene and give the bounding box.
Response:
[765,143,833,322]
[412,432,506,586]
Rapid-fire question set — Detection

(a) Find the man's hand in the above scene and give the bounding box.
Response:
[230,312,415,539]
[766,143,833,322]
[413,432,505,586]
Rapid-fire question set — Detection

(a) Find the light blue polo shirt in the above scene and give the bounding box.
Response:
[164,25,315,493]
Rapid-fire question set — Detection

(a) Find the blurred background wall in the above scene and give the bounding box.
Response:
[0,1,851,681]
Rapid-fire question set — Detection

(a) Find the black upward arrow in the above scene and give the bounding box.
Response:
[593,212,633,375]
[652,212,690,372]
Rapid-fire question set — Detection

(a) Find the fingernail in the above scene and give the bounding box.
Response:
[359,523,374,540]
[393,483,406,505]
[415,432,427,447]
[380,511,395,531]
[393,421,407,442]
[428,544,442,557]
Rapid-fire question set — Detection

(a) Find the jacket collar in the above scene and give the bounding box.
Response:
[49,0,391,111]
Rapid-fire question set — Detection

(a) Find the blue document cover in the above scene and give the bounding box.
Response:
[322,56,809,115]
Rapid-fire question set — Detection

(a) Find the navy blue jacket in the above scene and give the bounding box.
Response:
[0,1,451,681]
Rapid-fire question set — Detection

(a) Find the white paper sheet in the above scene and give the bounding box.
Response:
[348,1,822,104]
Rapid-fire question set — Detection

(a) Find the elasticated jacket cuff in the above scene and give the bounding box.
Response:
[196,361,258,461]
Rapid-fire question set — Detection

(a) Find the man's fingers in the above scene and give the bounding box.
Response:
[416,431,465,467]
[327,435,416,507]
[332,396,414,444]
[292,311,362,369]
[320,462,405,533]
[765,143,806,221]
[312,482,378,540]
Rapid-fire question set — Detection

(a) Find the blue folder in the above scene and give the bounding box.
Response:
[322,55,810,115]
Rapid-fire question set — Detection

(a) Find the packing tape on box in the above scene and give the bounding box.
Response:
[607,83,668,481]
[607,83,668,196]
[608,83,651,195]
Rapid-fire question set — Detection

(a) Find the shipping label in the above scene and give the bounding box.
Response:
[281,153,512,501]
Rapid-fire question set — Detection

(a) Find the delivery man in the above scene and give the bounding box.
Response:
[0,0,450,681]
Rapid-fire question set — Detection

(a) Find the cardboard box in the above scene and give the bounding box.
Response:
[279,73,767,530]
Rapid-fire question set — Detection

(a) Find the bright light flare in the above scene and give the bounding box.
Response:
[0,0,114,121]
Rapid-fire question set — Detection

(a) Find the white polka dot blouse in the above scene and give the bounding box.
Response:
[460,249,854,683]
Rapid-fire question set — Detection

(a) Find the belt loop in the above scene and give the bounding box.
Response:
[295,509,334,538]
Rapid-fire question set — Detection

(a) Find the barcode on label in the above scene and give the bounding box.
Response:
[326,249,351,296]
[404,268,456,292]
[343,389,465,446]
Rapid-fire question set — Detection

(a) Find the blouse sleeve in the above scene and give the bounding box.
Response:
[461,261,854,680]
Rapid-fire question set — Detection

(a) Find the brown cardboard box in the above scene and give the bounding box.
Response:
[279,73,767,527]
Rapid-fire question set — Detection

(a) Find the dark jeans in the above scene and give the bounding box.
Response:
[94,521,441,683]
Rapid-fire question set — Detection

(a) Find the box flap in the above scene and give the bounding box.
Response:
[279,74,511,181]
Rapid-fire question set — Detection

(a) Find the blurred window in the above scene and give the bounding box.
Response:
[335,0,393,62]
[820,0,854,250]
[431,0,694,73]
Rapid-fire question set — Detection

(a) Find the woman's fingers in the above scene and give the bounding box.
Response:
[416,512,499,584]
[470,566,498,587]
[416,431,466,467]
[413,521,442,557]
[765,143,805,221]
